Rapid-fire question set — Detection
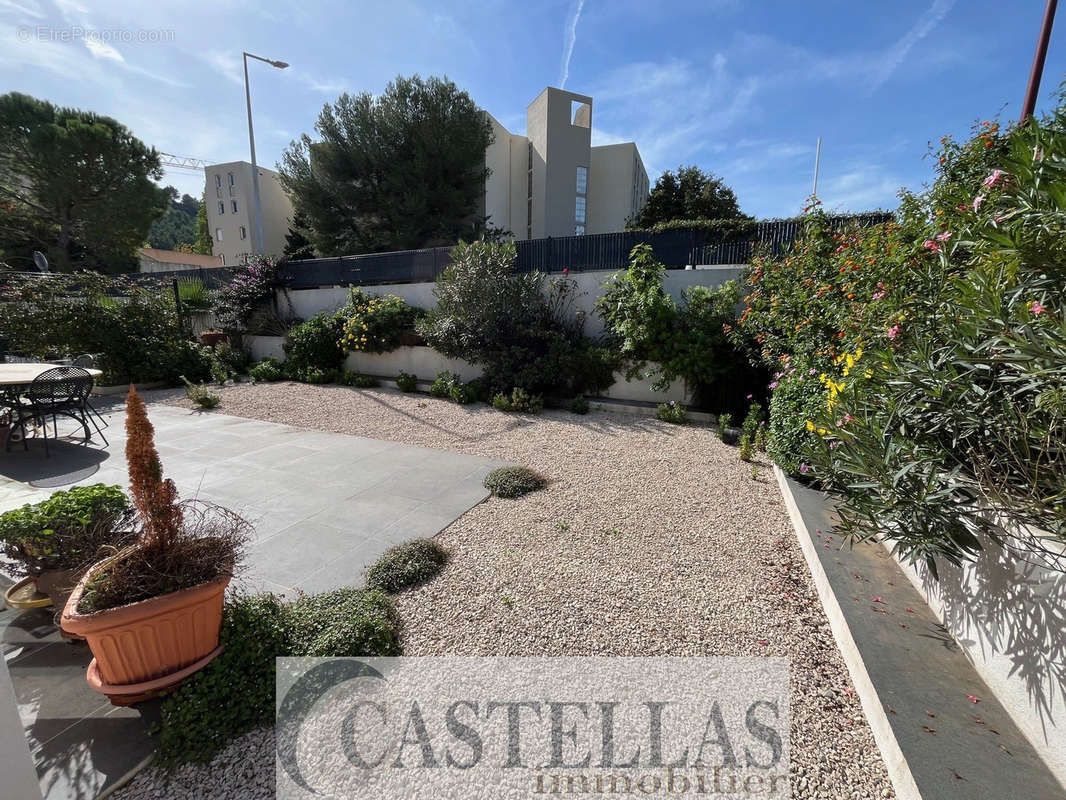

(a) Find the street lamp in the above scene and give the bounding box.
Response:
[243,51,289,255]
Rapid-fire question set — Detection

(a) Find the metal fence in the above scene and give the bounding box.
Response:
[119,214,894,290]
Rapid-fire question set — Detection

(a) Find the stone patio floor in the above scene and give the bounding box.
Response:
[1,400,504,798]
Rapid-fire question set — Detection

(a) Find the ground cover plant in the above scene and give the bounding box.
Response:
[483,466,547,498]
[656,401,686,424]
[155,587,400,765]
[365,539,448,593]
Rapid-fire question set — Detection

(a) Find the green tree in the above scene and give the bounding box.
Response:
[0,92,169,272]
[147,186,200,250]
[629,165,747,229]
[193,193,212,255]
[283,209,315,260]
[280,75,492,256]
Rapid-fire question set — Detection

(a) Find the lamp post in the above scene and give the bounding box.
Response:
[1020,0,1058,122]
[243,51,289,255]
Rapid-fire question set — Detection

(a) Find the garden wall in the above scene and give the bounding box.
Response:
[277,266,744,338]
[885,537,1066,785]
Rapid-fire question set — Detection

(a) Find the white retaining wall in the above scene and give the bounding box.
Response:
[885,537,1066,786]
[278,266,744,338]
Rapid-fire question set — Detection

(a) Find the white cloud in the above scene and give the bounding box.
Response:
[84,38,123,62]
[559,0,586,89]
[869,0,957,93]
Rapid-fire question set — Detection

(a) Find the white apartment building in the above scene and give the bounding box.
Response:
[483,87,649,239]
[203,161,294,265]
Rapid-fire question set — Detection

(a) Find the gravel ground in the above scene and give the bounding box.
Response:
[115,382,893,800]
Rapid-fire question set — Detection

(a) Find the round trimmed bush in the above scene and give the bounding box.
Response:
[484,466,547,498]
[285,587,401,658]
[396,371,418,392]
[365,539,447,593]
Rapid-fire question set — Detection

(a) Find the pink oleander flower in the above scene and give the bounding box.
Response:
[956,203,969,211]
[923,239,940,253]
[799,463,810,474]
[936,231,951,242]
[982,169,1006,188]
[872,291,886,301]
[1033,146,1044,161]
[562,267,570,275]
[973,195,985,212]
[808,368,817,375]
[888,324,901,340]
[844,413,854,423]
[836,419,844,427]
[768,381,779,389]
[1030,300,1046,315]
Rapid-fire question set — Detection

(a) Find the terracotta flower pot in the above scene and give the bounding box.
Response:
[61,560,230,703]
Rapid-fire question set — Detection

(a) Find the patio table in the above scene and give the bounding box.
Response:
[0,363,103,392]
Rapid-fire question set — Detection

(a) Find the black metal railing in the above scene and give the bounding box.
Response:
[120,214,894,290]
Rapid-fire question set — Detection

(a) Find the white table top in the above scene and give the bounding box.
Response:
[0,363,103,386]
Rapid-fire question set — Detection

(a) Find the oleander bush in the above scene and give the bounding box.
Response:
[484,466,547,499]
[419,240,617,400]
[737,95,1066,570]
[338,288,422,353]
[365,539,448,593]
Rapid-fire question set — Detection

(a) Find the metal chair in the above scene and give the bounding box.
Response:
[6,366,104,457]
[71,354,95,368]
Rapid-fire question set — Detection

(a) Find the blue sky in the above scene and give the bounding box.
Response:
[2,0,1064,219]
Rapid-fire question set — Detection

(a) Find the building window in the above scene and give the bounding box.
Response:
[215,174,221,188]
[215,228,223,242]
[575,196,586,225]
[239,226,247,240]
[575,224,585,235]
[217,201,225,215]
[576,166,587,195]
[228,172,235,186]
[231,200,238,213]
[215,186,222,198]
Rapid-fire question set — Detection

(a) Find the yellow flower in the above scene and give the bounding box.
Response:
[806,420,816,432]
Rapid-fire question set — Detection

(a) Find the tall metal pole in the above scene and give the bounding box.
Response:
[812,137,822,199]
[242,52,289,256]
[243,53,264,255]
[1021,0,1058,121]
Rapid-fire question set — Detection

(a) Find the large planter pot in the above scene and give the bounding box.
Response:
[61,560,230,704]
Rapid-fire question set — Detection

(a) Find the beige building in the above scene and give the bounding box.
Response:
[203,161,294,265]
[137,247,222,273]
[483,87,649,239]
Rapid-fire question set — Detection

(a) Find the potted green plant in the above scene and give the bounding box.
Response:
[60,387,248,703]
[0,484,135,611]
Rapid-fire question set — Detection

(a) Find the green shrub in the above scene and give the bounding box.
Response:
[742,402,763,440]
[338,289,422,353]
[418,240,615,399]
[181,376,221,408]
[177,279,213,312]
[448,380,477,404]
[210,341,250,381]
[494,387,543,414]
[0,484,132,574]
[396,371,418,392]
[285,587,402,658]
[298,367,336,385]
[249,358,284,382]
[365,539,448,593]
[284,313,345,376]
[484,466,547,498]
[569,395,590,415]
[767,359,827,475]
[340,371,379,388]
[739,435,753,462]
[212,255,282,332]
[430,370,459,398]
[657,401,686,424]
[155,588,401,766]
[717,413,734,442]
[754,425,767,452]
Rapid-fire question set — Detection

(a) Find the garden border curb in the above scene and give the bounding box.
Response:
[773,465,921,800]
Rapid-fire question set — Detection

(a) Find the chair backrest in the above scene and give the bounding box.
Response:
[71,354,96,368]
[26,366,94,406]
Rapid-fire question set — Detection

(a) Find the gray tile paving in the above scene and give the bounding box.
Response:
[0,400,506,798]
